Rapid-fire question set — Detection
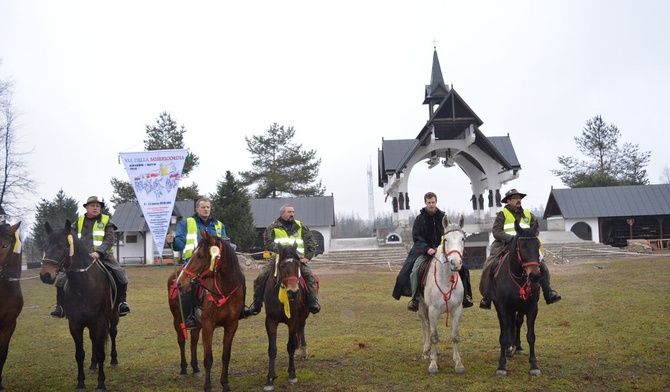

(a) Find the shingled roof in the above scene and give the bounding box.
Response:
[112,200,195,232]
[543,184,670,219]
[249,196,335,228]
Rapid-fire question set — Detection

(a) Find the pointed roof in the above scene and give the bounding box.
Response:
[423,48,450,105]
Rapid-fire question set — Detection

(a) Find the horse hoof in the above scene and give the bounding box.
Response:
[530,369,542,377]
[455,366,466,374]
[178,374,188,380]
[428,368,438,375]
[263,385,275,392]
[515,349,526,356]
[496,370,507,376]
[288,377,298,384]
[193,371,202,378]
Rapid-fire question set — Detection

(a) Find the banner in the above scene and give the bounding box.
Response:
[119,149,188,257]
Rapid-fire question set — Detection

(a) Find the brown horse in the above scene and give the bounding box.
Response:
[0,222,22,392]
[175,229,245,392]
[40,220,119,392]
[262,243,310,392]
[167,270,202,378]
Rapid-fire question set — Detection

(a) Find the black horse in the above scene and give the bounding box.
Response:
[39,220,119,392]
[484,220,543,377]
[0,222,23,392]
[261,243,310,391]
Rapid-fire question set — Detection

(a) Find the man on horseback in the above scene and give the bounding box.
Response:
[50,196,131,318]
[392,192,474,311]
[166,197,229,330]
[243,204,321,317]
[479,189,562,309]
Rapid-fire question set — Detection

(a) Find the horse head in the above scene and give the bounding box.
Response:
[40,220,79,284]
[176,229,222,293]
[440,215,465,271]
[0,222,22,278]
[511,219,541,281]
[275,242,303,301]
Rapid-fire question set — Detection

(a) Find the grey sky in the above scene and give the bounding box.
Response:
[1,1,668,231]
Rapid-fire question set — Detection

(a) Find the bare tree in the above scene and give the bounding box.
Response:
[0,67,35,221]
[661,166,670,184]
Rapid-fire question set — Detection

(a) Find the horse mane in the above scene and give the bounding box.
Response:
[196,232,244,282]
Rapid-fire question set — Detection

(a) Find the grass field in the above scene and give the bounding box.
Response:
[3,255,670,391]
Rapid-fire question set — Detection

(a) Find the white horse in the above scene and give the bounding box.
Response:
[418,215,466,375]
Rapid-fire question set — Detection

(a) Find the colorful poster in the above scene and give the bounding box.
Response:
[119,149,188,256]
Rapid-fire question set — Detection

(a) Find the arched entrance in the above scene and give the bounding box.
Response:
[571,221,592,241]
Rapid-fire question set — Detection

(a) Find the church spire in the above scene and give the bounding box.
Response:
[423,46,450,116]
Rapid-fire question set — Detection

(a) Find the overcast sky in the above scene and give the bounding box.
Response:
[1,1,668,231]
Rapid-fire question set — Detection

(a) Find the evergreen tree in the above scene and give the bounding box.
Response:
[29,189,79,257]
[211,171,257,251]
[239,123,325,198]
[552,115,650,187]
[110,112,201,207]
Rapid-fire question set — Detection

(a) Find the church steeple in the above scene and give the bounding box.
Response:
[423,47,450,117]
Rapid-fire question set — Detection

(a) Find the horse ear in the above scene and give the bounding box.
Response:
[45,221,53,235]
[442,215,449,229]
[65,220,72,232]
[514,219,522,234]
[458,215,464,228]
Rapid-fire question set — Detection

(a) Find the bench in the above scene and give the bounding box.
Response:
[646,239,669,249]
[121,256,145,265]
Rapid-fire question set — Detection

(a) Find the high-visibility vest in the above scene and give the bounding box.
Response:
[183,217,223,260]
[77,214,110,250]
[273,220,304,256]
[502,208,532,233]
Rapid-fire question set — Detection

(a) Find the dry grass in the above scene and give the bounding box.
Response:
[3,255,670,391]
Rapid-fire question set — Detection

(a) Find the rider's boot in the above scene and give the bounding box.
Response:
[242,277,265,318]
[180,291,198,330]
[117,283,131,316]
[540,262,562,304]
[306,291,321,314]
[459,266,474,308]
[50,286,66,318]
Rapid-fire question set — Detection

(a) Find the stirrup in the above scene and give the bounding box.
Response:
[479,298,491,310]
[308,301,321,314]
[50,305,65,319]
[184,316,198,330]
[118,302,131,316]
[407,299,419,312]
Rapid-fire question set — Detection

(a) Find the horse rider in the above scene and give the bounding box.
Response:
[242,203,321,317]
[479,188,562,309]
[167,197,231,330]
[50,196,131,318]
[392,191,474,311]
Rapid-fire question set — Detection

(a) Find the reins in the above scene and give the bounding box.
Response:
[179,242,240,309]
[507,236,540,301]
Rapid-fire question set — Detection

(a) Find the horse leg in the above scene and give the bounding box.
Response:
[514,312,526,355]
[428,307,440,375]
[219,321,239,392]
[526,309,541,376]
[297,322,308,360]
[265,320,279,391]
[0,326,14,392]
[190,329,201,376]
[69,324,87,391]
[109,315,119,367]
[89,322,108,392]
[450,301,465,374]
[418,304,431,360]
[495,308,514,376]
[286,325,298,384]
[201,324,214,392]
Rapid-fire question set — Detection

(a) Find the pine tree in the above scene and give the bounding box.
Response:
[239,123,325,198]
[211,171,257,251]
[29,189,79,259]
[552,115,650,187]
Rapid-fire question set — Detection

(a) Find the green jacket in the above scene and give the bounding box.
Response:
[263,218,318,260]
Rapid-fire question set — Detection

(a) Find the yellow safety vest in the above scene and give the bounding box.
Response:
[273,220,304,256]
[77,214,110,251]
[502,208,532,233]
[183,217,223,260]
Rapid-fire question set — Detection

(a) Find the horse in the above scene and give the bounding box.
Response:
[261,242,310,392]
[39,220,119,392]
[480,220,542,377]
[175,229,245,392]
[167,271,202,379]
[0,222,23,392]
[417,215,466,376]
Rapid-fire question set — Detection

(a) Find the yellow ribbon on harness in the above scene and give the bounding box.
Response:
[67,234,74,256]
[278,284,291,318]
[13,231,22,253]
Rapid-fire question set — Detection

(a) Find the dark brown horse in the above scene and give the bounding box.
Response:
[40,220,119,392]
[175,229,245,392]
[0,222,22,392]
[262,243,310,391]
[167,270,202,379]
[481,220,542,377]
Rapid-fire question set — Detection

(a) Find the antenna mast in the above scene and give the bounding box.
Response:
[367,158,375,224]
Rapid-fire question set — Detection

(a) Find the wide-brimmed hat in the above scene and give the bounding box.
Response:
[501,189,527,203]
[83,196,105,209]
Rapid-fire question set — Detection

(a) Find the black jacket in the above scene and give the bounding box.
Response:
[392,207,445,299]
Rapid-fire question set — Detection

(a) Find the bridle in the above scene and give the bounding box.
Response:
[178,241,239,308]
[274,252,301,286]
[440,227,465,272]
[509,234,541,300]
[41,234,95,273]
